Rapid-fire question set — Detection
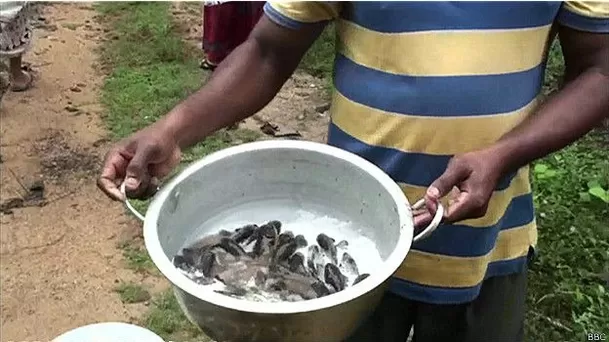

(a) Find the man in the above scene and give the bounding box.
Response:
[98,2,609,341]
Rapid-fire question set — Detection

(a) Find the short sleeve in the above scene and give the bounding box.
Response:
[557,1,609,33]
[264,2,342,30]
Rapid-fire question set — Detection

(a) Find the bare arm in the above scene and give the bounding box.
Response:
[489,26,609,174]
[158,16,326,149]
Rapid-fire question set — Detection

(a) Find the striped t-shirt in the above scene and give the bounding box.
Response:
[264,1,609,304]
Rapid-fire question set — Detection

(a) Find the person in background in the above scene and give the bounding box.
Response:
[200,1,265,70]
[0,1,33,93]
[98,2,609,341]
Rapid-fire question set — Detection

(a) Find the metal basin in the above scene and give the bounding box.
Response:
[129,140,442,342]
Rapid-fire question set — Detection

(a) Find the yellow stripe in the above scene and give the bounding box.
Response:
[331,91,541,156]
[337,20,552,77]
[399,166,531,228]
[564,1,609,18]
[394,222,537,287]
[268,2,341,23]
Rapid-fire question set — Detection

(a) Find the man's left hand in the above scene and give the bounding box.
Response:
[420,149,505,225]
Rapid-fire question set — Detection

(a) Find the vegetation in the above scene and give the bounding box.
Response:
[97,3,608,341]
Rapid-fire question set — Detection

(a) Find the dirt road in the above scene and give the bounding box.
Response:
[0,4,152,340]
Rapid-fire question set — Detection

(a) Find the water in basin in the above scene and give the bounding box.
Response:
[176,199,384,302]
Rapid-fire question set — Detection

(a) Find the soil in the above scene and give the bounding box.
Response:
[0,3,330,341]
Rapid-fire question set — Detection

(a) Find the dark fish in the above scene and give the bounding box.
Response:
[339,252,359,277]
[218,237,247,257]
[197,250,216,277]
[288,252,308,276]
[294,234,308,248]
[231,224,257,244]
[268,266,326,300]
[266,220,282,234]
[181,247,203,267]
[324,263,348,292]
[172,255,189,271]
[317,233,338,264]
[276,232,295,248]
[259,223,279,239]
[275,240,299,265]
[311,281,331,298]
[353,273,370,285]
[252,234,274,258]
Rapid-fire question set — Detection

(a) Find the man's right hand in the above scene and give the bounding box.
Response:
[97,125,181,201]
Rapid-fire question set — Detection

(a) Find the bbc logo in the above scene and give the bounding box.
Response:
[588,333,607,341]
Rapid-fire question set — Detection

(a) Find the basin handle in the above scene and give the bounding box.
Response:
[120,181,146,222]
[411,199,444,242]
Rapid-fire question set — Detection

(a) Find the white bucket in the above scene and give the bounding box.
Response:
[52,322,165,342]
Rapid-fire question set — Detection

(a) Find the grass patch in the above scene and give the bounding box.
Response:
[115,281,151,304]
[143,290,211,342]
[120,242,158,275]
[525,41,609,341]
[299,23,335,93]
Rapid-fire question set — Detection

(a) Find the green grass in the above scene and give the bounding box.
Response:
[299,23,336,93]
[143,290,210,341]
[115,281,151,304]
[97,3,608,341]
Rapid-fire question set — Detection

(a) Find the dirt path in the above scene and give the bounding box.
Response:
[172,2,331,143]
[0,4,152,340]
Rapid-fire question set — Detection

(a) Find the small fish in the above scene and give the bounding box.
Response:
[259,223,279,239]
[288,252,308,276]
[294,234,308,248]
[231,224,257,244]
[274,239,299,265]
[197,250,216,277]
[353,273,370,285]
[276,232,295,248]
[317,233,338,264]
[307,245,325,279]
[172,255,189,271]
[339,252,359,278]
[335,240,349,249]
[218,237,247,257]
[266,220,282,234]
[324,263,348,292]
[311,281,331,298]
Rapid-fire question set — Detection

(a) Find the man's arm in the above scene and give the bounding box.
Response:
[489,26,609,175]
[158,16,326,149]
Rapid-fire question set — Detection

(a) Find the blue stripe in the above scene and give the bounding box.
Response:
[327,123,519,189]
[389,255,529,304]
[412,194,535,257]
[333,54,544,117]
[342,2,561,33]
[557,7,609,33]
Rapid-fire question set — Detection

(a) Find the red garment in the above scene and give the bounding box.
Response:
[202,2,265,65]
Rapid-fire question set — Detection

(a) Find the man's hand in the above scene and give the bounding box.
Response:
[421,150,504,224]
[97,124,181,201]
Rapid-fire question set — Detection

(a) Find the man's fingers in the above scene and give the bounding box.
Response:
[97,149,129,201]
[443,190,488,223]
[124,143,158,198]
[428,161,469,201]
[97,177,125,201]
